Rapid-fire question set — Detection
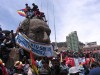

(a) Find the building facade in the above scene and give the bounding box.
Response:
[52,42,67,51]
[83,42,100,53]
[66,31,79,52]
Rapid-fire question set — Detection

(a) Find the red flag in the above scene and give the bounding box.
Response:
[30,51,36,65]
[30,51,39,75]
[85,58,95,65]
[65,57,75,67]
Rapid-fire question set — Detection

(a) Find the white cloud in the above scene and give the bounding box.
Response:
[49,0,100,45]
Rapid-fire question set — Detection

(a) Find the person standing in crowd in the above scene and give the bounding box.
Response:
[82,64,90,75]
[32,3,38,12]
[22,56,29,64]
[60,59,68,75]
[88,62,100,75]
[0,45,10,64]
[36,57,43,69]
[25,3,32,18]
[0,27,5,45]
[32,3,38,17]
[51,57,61,75]
[34,8,47,22]
[38,59,51,75]
[8,66,14,75]
[0,59,8,75]
[19,48,25,61]
[23,59,30,75]
[40,12,47,22]
[2,30,15,48]
[10,30,16,48]
[18,27,25,34]
[13,61,24,75]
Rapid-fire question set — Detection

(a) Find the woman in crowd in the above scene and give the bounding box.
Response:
[39,59,51,75]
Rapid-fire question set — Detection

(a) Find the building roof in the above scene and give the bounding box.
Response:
[83,45,100,48]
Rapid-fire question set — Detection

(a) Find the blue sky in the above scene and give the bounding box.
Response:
[0,0,100,44]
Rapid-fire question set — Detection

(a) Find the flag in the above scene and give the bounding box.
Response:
[30,51,39,75]
[65,57,75,67]
[17,9,26,17]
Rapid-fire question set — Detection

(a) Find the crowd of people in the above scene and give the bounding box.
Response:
[0,50,100,75]
[0,27,16,64]
[23,3,47,22]
[59,50,100,63]
[0,26,100,75]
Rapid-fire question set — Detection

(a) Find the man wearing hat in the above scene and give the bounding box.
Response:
[14,61,24,75]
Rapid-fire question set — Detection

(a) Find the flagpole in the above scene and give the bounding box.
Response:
[60,53,63,63]
[52,0,58,50]
[27,37,39,75]
[46,0,49,25]
[41,0,42,11]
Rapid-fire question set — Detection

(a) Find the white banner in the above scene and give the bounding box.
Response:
[74,57,86,66]
[74,58,79,67]
[15,33,54,57]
